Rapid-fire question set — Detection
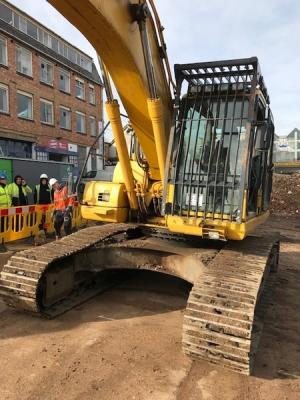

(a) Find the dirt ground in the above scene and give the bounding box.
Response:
[271,173,300,216]
[0,216,300,400]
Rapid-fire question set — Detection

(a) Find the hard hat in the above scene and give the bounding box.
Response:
[0,173,7,180]
[40,173,48,179]
[49,178,58,188]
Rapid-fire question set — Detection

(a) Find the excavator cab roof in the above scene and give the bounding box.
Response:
[174,57,269,105]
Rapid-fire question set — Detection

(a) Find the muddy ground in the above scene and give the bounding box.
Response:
[0,216,300,400]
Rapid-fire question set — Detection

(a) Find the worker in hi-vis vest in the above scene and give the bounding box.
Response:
[0,173,11,209]
[0,173,11,233]
[8,175,32,206]
[34,174,53,205]
[49,178,75,240]
[34,173,53,232]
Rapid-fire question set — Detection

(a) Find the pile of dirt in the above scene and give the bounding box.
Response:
[271,173,300,216]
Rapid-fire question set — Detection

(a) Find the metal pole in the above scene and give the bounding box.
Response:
[75,121,110,196]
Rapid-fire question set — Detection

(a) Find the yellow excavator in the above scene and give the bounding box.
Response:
[0,0,279,375]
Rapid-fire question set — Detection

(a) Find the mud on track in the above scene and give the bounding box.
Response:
[0,215,300,400]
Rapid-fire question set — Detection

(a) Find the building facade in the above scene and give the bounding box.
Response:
[0,0,103,187]
[273,128,300,163]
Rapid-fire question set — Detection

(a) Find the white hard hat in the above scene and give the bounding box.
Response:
[40,173,48,179]
[49,178,58,188]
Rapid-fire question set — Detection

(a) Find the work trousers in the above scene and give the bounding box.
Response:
[53,209,72,237]
[38,213,46,231]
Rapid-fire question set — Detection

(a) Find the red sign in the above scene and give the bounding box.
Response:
[39,138,68,151]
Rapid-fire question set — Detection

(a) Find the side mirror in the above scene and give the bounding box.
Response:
[255,122,270,150]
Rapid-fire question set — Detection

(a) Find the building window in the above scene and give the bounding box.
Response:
[26,20,38,39]
[0,83,8,113]
[43,32,51,47]
[40,59,53,85]
[60,106,71,130]
[0,2,92,73]
[59,68,70,93]
[89,85,95,105]
[19,16,27,33]
[40,99,54,125]
[0,138,32,159]
[76,111,86,133]
[49,153,66,162]
[68,155,78,166]
[16,46,32,76]
[0,35,7,66]
[0,3,13,24]
[51,37,59,53]
[75,78,85,100]
[89,116,97,136]
[36,151,48,161]
[17,91,33,120]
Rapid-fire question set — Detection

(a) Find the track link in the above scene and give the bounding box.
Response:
[0,223,137,316]
[182,236,279,375]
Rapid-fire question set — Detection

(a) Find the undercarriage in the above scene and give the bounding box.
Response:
[0,223,278,375]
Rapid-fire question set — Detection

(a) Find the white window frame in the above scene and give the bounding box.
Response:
[40,98,54,125]
[17,90,33,120]
[88,84,96,105]
[0,83,9,113]
[76,111,86,134]
[19,16,27,33]
[26,19,38,40]
[0,4,92,72]
[36,151,48,161]
[89,116,97,136]
[0,34,7,66]
[59,68,70,93]
[75,77,85,100]
[68,155,78,166]
[40,58,54,86]
[16,45,32,77]
[59,105,71,130]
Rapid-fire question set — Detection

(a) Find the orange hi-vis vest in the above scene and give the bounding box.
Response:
[53,186,74,211]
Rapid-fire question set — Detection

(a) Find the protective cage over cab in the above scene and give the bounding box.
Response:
[164,57,274,240]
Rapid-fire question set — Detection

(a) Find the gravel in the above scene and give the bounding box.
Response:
[271,173,300,216]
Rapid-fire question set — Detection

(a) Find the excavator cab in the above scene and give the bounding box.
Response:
[165,57,274,239]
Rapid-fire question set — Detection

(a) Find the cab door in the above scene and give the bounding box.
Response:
[247,99,274,215]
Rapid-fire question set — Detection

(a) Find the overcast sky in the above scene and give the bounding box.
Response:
[8,0,300,135]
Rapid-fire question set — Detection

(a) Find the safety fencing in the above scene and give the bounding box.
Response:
[0,202,84,243]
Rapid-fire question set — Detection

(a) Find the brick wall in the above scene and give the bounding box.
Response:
[0,35,103,149]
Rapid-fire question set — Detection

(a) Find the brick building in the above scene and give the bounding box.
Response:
[0,0,103,186]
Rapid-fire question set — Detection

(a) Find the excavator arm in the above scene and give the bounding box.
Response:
[48,0,173,182]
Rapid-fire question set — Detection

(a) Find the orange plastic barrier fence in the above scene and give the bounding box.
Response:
[0,202,84,243]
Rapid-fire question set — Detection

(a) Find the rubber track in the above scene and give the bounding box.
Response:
[182,236,278,375]
[0,223,136,316]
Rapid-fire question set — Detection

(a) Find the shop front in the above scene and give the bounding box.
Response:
[35,138,78,165]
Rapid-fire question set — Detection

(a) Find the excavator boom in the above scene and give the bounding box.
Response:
[48,0,173,180]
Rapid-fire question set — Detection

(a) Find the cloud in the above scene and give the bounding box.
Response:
[7,0,300,134]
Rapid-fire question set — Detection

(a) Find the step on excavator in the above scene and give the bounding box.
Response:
[0,0,279,375]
